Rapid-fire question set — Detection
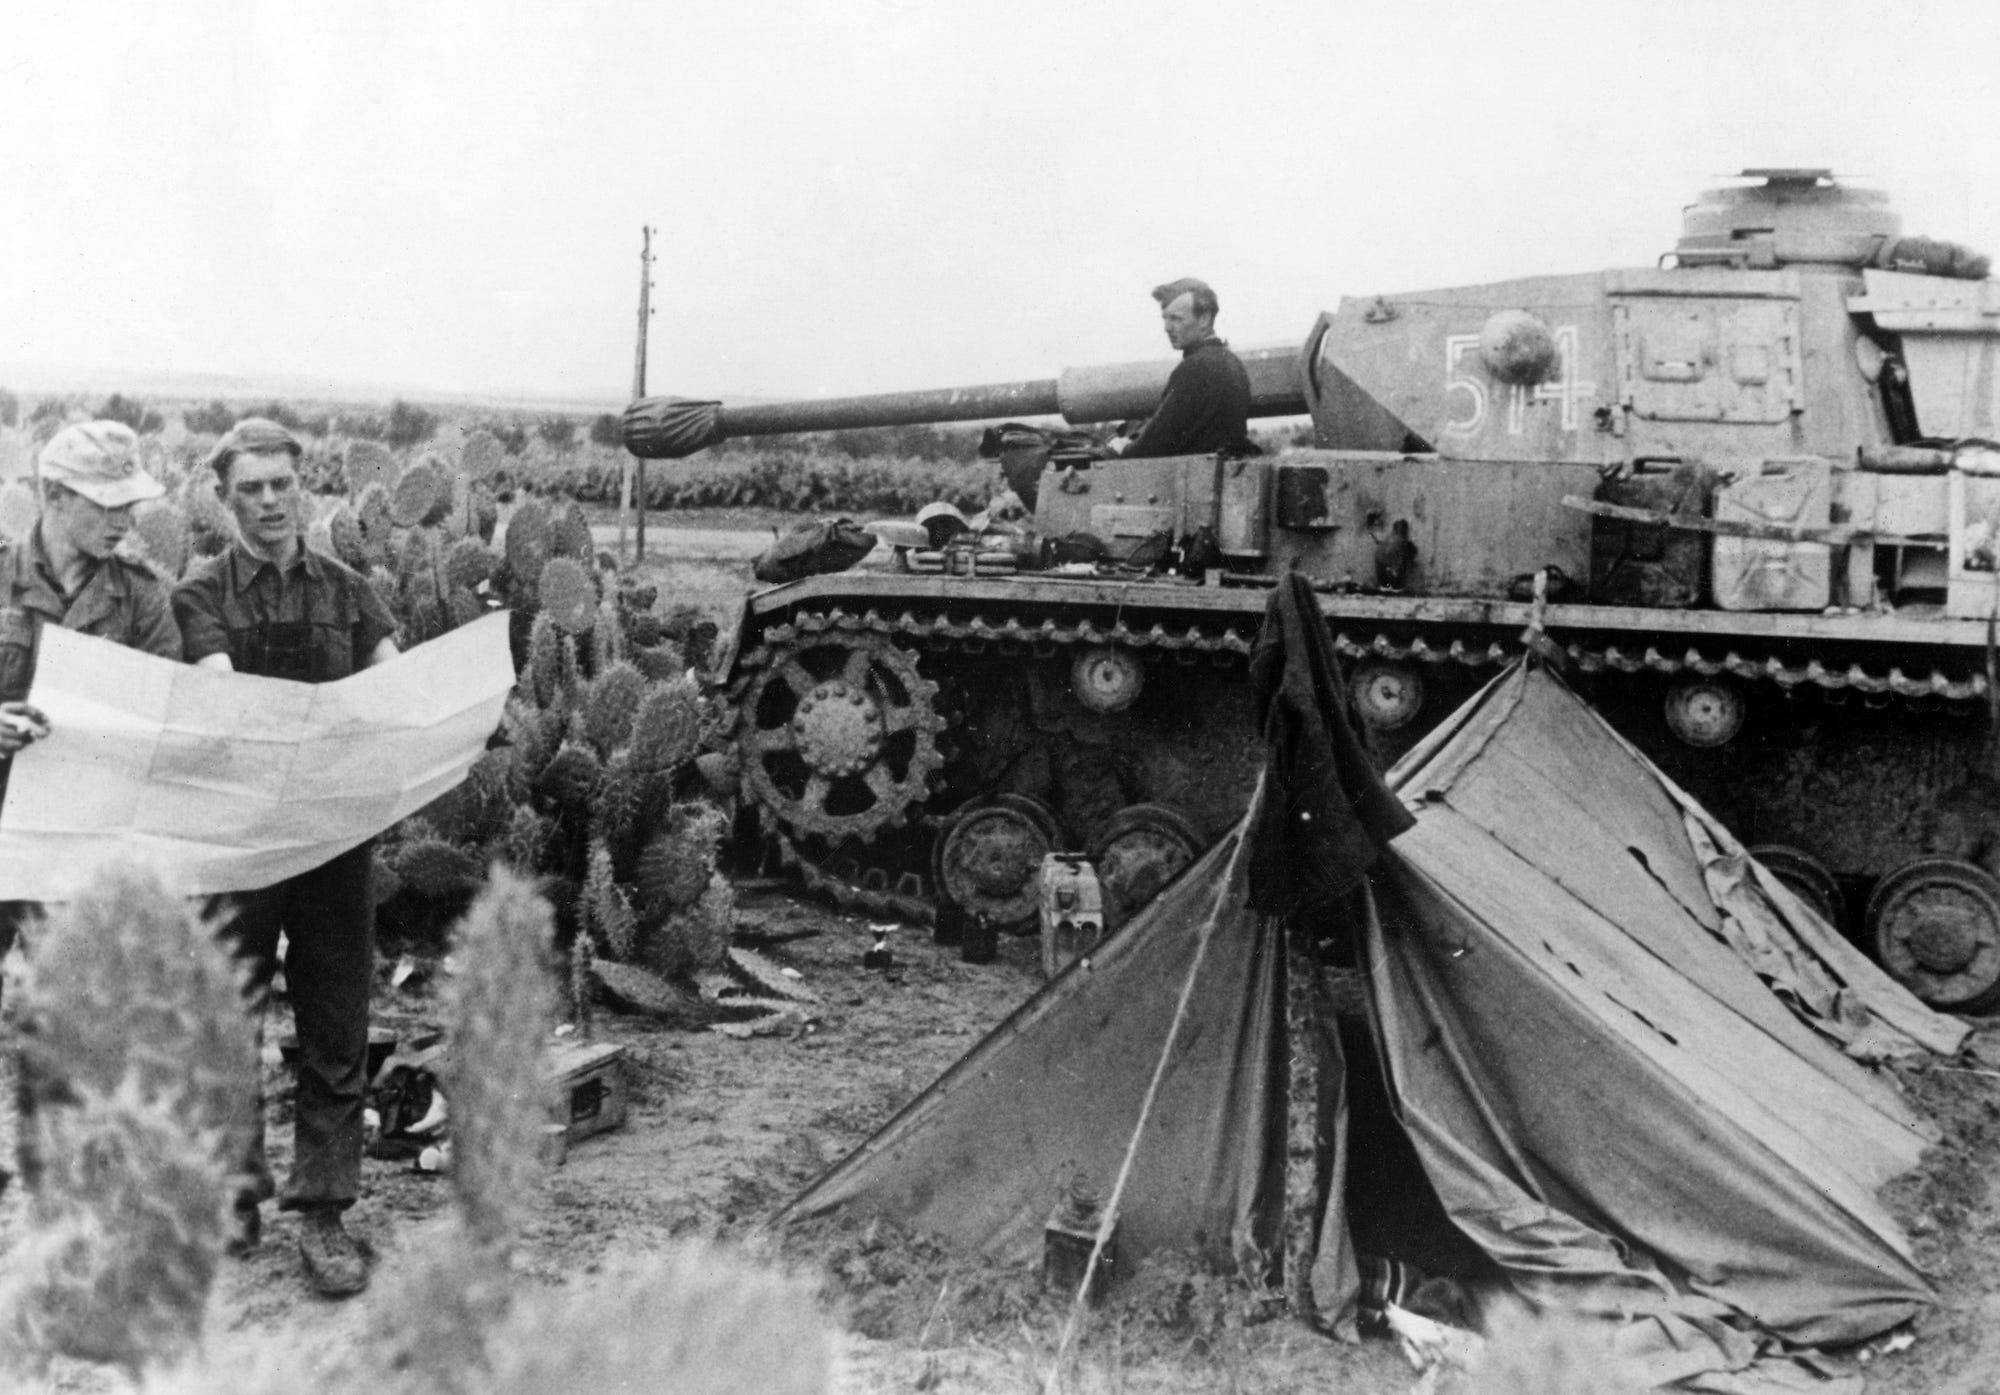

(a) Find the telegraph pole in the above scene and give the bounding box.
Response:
[621,225,656,560]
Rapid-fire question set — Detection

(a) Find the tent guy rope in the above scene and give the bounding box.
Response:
[1047,768,1270,1382]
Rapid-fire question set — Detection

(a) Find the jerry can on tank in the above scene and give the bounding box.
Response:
[1590,460,1712,607]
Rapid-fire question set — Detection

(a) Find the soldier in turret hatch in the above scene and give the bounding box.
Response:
[1114,277,1254,459]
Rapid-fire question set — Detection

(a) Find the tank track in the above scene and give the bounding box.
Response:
[738,604,1990,922]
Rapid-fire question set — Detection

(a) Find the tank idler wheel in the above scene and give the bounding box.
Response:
[934,793,1066,936]
[1747,844,1847,928]
[1664,676,1745,748]
[1349,660,1425,731]
[1088,803,1206,931]
[1071,646,1146,714]
[738,634,945,843]
[1866,856,2000,1013]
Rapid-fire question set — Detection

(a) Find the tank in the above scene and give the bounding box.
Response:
[626,170,2000,1011]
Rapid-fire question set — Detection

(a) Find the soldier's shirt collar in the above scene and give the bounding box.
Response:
[229,540,326,588]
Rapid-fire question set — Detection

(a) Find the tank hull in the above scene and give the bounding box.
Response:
[730,566,1992,934]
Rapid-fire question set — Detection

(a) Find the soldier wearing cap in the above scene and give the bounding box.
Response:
[0,421,180,945]
[173,416,398,1299]
[1116,278,1254,459]
[0,421,181,1200]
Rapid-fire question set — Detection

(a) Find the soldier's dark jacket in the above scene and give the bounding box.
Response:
[173,543,396,683]
[0,525,181,705]
[1125,336,1254,459]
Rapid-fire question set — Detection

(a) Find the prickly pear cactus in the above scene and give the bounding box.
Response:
[0,1081,229,1378]
[442,868,558,1253]
[10,864,258,1170]
[538,556,596,635]
[0,863,254,1377]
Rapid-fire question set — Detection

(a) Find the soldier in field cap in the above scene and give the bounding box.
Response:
[0,421,182,1185]
[0,420,178,778]
[1116,277,1254,459]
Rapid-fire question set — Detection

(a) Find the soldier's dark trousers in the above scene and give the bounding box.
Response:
[215,841,375,1211]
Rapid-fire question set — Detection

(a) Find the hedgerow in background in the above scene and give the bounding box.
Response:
[508,442,1000,515]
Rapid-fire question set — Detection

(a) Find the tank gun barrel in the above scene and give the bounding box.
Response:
[622,344,1305,459]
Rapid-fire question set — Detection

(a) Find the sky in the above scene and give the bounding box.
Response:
[5,0,2000,408]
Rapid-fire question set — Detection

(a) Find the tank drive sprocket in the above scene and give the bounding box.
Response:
[735,632,946,842]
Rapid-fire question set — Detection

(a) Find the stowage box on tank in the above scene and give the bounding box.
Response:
[629,170,2000,1013]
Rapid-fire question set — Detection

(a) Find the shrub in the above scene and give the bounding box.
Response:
[250,400,320,435]
[537,415,578,452]
[98,393,165,434]
[386,399,439,449]
[589,412,622,448]
[182,400,237,436]
[332,410,387,441]
[0,386,18,428]
[476,418,530,455]
[27,395,71,430]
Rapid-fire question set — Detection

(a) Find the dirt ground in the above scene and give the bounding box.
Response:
[5,886,1999,1394]
[4,523,2000,1392]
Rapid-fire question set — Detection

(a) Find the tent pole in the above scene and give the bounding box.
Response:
[1048,768,1270,1382]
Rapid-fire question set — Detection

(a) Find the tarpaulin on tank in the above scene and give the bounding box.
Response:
[776,653,1963,1389]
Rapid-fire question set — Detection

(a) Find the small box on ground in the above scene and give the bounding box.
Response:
[547,1040,629,1144]
[1044,1214,1117,1306]
[1039,853,1105,980]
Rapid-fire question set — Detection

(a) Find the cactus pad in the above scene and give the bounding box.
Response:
[4,1082,229,1375]
[391,458,446,528]
[635,803,727,916]
[630,676,703,771]
[526,613,570,707]
[584,842,639,960]
[390,836,482,898]
[630,640,689,683]
[538,556,596,635]
[448,585,485,628]
[342,439,396,495]
[10,863,257,1157]
[326,502,368,570]
[582,660,646,756]
[504,497,552,587]
[442,869,558,1251]
[492,804,551,872]
[548,500,594,561]
[592,600,625,672]
[534,740,603,814]
[444,536,494,591]
[461,429,504,480]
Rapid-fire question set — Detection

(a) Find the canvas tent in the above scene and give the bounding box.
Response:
[777,653,1966,1390]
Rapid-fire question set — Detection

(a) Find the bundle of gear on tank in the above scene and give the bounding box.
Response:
[752,517,879,584]
[979,421,1108,509]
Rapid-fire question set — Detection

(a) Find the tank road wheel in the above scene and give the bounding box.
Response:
[1748,844,1847,928]
[1071,646,1146,714]
[1664,676,1745,748]
[1866,857,2000,1012]
[1349,660,1425,731]
[1089,803,1206,931]
[738,634,946,842]
[935,793,1065,935]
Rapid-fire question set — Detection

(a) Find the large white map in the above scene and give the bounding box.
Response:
[0,610,514,899]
